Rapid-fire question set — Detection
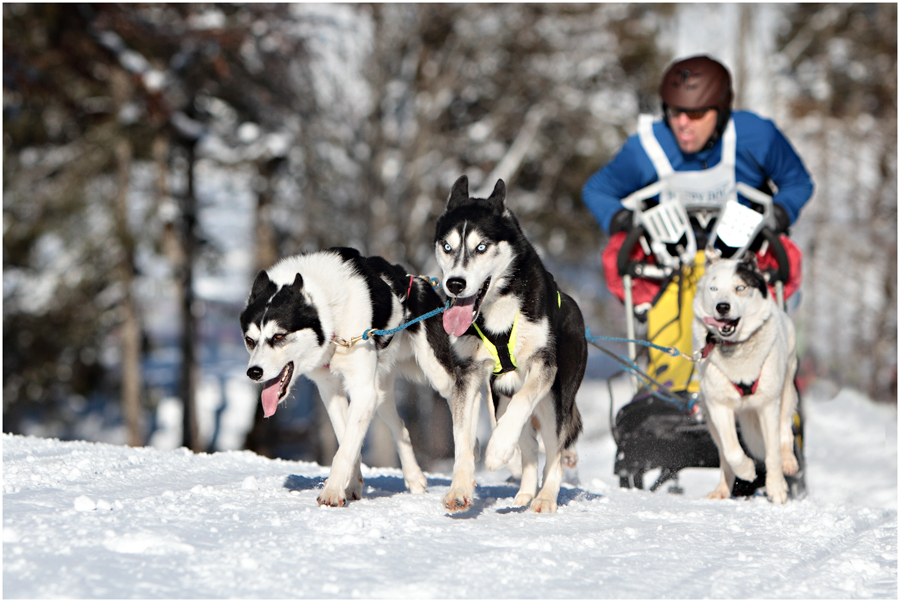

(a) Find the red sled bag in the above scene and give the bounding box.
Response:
[602,231,663,306]
[757,233,803,300]
[602,231,803,304]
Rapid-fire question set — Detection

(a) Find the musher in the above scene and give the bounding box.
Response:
[582,54,814,394]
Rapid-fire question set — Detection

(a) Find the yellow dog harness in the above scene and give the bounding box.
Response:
[471,291,562,375]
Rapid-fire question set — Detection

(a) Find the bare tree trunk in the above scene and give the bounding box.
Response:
[179,140,200,452]
[254,158,281,273]
[114,137,144,447]
[110,67,144,447]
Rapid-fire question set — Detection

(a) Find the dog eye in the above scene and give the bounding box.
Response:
[709,286,718,292]
[441,242,452,253]
[476,243,487,253]
[244,337,256,349]
[736,285,746,292]
[271,333,285,344]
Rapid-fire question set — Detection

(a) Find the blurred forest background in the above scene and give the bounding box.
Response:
[3,4,896,468]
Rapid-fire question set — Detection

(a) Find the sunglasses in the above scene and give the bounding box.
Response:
[666,107,714,121]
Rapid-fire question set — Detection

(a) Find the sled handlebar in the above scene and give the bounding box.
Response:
[758,226,791,285]
[617,224,791,284]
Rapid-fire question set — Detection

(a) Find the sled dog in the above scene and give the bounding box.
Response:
[693,251,800,504]
[434,175,586,513]
[240,248,459,507]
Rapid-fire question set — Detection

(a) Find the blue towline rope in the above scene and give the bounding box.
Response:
[585,327,691,359]
[585,327,697,410]
[362,301,450,340]
[356,300,694,410]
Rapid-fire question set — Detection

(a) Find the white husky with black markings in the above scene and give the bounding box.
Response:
[240,247,459,507]
[693,251,800,504]
[434,176,586,513]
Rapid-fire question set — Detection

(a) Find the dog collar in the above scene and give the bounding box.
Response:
[700,332,737,358]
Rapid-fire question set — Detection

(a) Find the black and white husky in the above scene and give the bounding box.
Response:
[693,251,800,504]
[240,248,458,507]
[434,175,586,513]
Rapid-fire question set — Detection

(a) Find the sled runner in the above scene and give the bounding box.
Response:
[603,177,807,499]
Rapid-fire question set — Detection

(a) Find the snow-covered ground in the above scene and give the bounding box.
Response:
[3,383,896,599]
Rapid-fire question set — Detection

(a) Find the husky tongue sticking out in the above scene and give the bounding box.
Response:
[443,296,477,336]
[260,382,280,418]
[259,363,293,418]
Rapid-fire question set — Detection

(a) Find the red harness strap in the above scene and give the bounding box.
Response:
[701,333,761,397]
[733,379,760,397]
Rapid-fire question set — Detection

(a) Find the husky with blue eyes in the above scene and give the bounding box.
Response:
[693,250,800,504]
[434,175,586,513]
[240,248,462,508]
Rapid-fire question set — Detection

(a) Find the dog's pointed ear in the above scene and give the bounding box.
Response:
[248,270,273,303]
[738,252,759,271]
[736,253,768,298]
[486,179,506,213]
[704,245,722,267]
[446,175,470,211]
[290,273,304,290]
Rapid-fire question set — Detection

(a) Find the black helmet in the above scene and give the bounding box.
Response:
[660,55,733,148]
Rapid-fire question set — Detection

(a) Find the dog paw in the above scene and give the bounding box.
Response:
[405,471,427,495]
[484,440,515,472]
[346,474,363,501]
[513,492,534,507]
[707,485,732,500]
[562,448,578,469]
[317,487,347,508]
[731,458,757,483]
[442,490,473,513]
[766,475,789,504]
[529,497,557,513]
[782,450,799,476]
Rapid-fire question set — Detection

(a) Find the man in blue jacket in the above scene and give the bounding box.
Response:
[583,55,813,236]
[582,55,813,396]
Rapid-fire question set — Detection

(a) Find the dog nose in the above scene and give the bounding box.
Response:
[716,302,731,315]
[446,278,466,296]
[247,366,264,381]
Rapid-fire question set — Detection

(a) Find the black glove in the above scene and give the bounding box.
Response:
[609,208,634,235]
[773,203,790,234]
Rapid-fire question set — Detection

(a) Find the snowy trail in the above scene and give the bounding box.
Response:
[3,386,896,598]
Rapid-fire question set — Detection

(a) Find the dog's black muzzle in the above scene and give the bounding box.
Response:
[446,278,466,296]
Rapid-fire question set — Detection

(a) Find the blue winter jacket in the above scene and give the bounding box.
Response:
[582,110,814,233]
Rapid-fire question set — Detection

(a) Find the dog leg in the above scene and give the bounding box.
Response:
[318,352,381,507]
[705,401,757,485]
[704,412,736,499]
[309,369,363,501]
[375,373,427,494]
[513,418,539,507]
[759,402,789,504]
[530,399,563,513]
[442,378,482,512]
[485,364,555,472]
[780,370,800,477]
[562,445,578,469]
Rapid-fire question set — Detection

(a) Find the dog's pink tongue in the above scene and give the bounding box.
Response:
[261,381,280,418]
[443,296,476,336]
[703,316,730,328]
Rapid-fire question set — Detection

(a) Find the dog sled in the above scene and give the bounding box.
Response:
[600,177,807,500]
